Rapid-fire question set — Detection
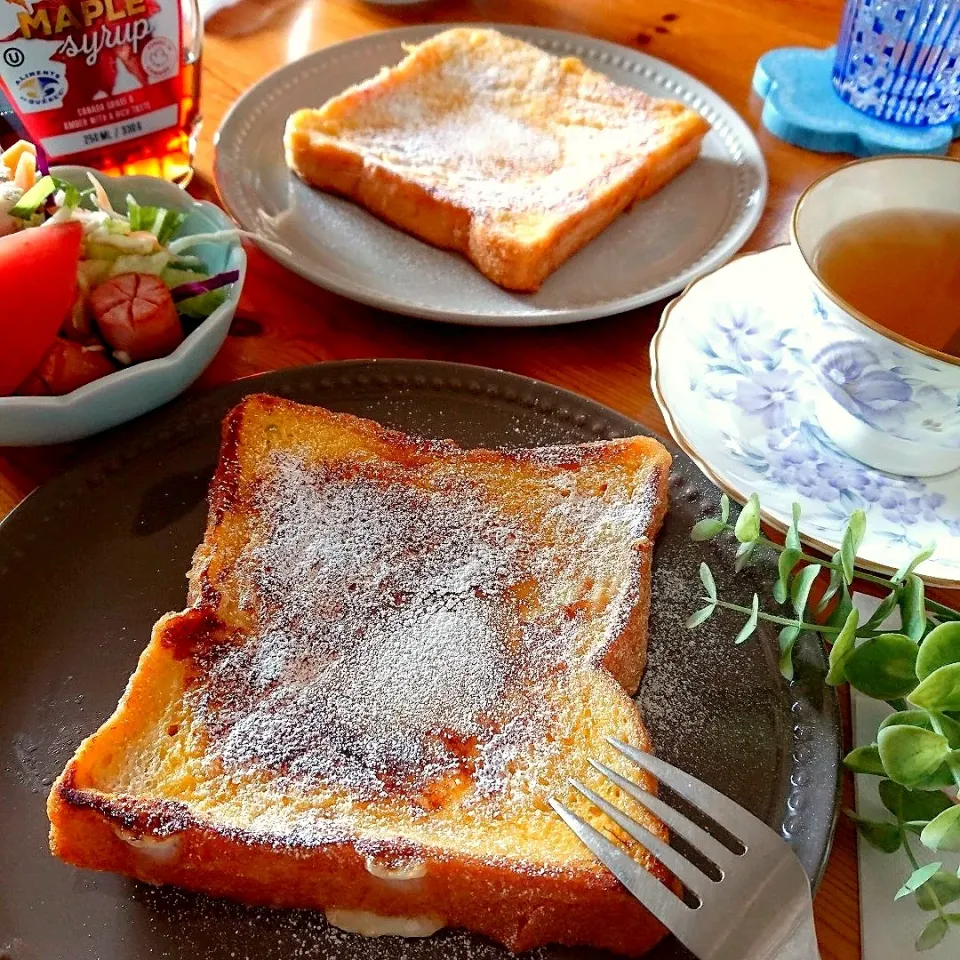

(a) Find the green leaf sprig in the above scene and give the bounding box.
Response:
[688,494,960,951]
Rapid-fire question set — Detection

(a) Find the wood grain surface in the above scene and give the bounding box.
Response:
[3,1,959,956]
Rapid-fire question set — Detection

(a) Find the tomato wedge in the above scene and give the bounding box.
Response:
[0,221,83,396]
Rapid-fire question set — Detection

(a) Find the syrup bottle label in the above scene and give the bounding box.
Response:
[0,0,183,161]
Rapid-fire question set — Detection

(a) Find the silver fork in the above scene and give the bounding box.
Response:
[550,738,821,960]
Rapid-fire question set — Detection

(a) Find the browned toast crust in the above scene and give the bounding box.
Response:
[284,28,710,291]
[52,768,667,955]
[48,396,673,956]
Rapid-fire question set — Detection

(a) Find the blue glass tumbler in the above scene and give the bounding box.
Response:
[833,0,960,125]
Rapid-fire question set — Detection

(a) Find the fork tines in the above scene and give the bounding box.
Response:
[549,737,748,921]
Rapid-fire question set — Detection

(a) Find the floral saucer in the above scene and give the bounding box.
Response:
[651,244,960,587]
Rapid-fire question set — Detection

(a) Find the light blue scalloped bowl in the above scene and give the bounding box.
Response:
[0,167,245,446]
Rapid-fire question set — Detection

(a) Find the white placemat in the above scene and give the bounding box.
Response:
[852,594,958,960]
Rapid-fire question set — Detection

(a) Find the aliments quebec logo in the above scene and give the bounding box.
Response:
[14,68,65,105]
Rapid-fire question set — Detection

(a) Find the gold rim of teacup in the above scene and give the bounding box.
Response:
[790,153,960,369]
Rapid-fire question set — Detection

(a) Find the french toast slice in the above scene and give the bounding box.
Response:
[284,28,711,291]
[48,396,673,956]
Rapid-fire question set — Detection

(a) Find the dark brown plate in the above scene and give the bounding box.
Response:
[0,360,840,960]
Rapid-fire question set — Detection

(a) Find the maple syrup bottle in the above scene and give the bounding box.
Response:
[0,0,202,184]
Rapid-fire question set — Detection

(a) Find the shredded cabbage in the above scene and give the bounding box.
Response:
[177,289,229,319]
[107,251,172,277]
[162,266,209,288]
[77,258,112,291]
[85,228,159,256]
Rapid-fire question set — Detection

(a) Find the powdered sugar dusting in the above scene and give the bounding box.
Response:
[321,29,691,216]
[187,445,657,817]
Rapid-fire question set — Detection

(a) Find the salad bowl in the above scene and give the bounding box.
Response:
[0,167,246,446]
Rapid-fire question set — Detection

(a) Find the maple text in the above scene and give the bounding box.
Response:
[17,0,147,39]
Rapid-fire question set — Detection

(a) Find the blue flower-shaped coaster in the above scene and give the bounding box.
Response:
[752,46,960,156]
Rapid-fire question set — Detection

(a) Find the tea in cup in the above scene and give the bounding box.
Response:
[791,155,960,478]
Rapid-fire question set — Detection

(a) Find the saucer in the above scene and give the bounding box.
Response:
[651,245,960,588]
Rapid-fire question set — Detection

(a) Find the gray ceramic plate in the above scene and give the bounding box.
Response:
[0,360,838,960]
[214,25,767,326]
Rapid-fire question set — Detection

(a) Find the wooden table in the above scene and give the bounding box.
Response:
[3,0,959,956]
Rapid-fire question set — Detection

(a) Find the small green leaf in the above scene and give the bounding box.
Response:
[826,607,859,686]
[917,871,960,910]
[878,778,905,816]
[880,710,936,733]
[916,790,955,820]
[917,622,960,680]
[734,539,755,573]
[893,541,937,584]
[846,809,903,852]
[917,917,948,951]
[698,562,717,601]
[775,506,803,605]
[790,563,821,621]
[896,862,942,899]
[719,493,730,524]
[900,574,927,642]
[865,590,900,630]
[878,710,960,750]
[686,604,716,628]
[844,744,886,776]
[778,625,800,681]
[787,502,801,548]
[691,517,725,541]
[905,787,956,822]
[845,633,919,700]
[912,764,959,791]
[827,583,854,629]
[910,664,960,712]
[734,594,759,645]
[878,725,950,787]
[774,548,798,605]
[818,556,844,613]
[879,779,954,822]
[935,714,960,749]
[840,509,866,584]
[921,805,960,853]
[734,493,760,543]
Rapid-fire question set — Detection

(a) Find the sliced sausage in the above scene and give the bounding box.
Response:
[20,339,116,395]
[89,273,183,363]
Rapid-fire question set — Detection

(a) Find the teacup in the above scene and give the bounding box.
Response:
[790,155,960,478]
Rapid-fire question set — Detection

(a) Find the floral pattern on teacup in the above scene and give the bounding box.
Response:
[807,293,960,447]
